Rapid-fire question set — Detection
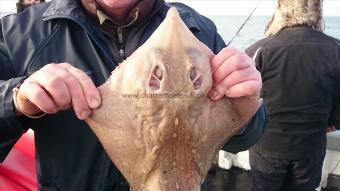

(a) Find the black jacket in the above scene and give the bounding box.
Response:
[0,0,267,190]
[246,26,340,160]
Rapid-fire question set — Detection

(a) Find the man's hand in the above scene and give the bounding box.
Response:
[15,63,101,120]
[209,47,262,101]
[326,126,337,133]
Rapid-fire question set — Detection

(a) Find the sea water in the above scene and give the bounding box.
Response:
[209,16,340,50]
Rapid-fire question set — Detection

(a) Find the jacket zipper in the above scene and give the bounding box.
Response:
[117,27,125,59]
[116,10,139,61]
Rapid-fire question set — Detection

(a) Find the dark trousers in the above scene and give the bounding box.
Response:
[249,148,325,191]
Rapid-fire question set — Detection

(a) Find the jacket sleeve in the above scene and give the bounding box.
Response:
[328,52,340,130]
[328,45,340,130]
[0,21,27,162]
[212,32,268,154]
[222,104,267,153]
[329,96,340,130]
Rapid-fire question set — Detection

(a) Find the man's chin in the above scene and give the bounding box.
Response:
[97,0,139,9]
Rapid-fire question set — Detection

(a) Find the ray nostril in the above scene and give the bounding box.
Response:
[193,77,202,90]
[149,76,160,90]
[149,66,162,90]
[190,67,197,81]
[155,66,163,80]
[190,67,202,90]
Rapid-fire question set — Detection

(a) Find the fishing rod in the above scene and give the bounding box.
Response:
[226,0,262,47]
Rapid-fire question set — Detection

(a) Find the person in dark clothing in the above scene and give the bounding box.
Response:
[246,0,340,190]
[0,0,267,190]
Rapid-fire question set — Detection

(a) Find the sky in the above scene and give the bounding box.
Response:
[1,0,340,17]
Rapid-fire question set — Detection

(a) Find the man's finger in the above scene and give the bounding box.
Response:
[66,67,101,109]
[34,71,71,109]
[209,67,260,100]
[213,59,255,87]
[19,81,58,114]
[211,47,242,73]
[58,71,91,120]
[222,80,261,98]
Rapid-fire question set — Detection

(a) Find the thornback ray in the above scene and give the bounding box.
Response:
[86,7,261,191]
